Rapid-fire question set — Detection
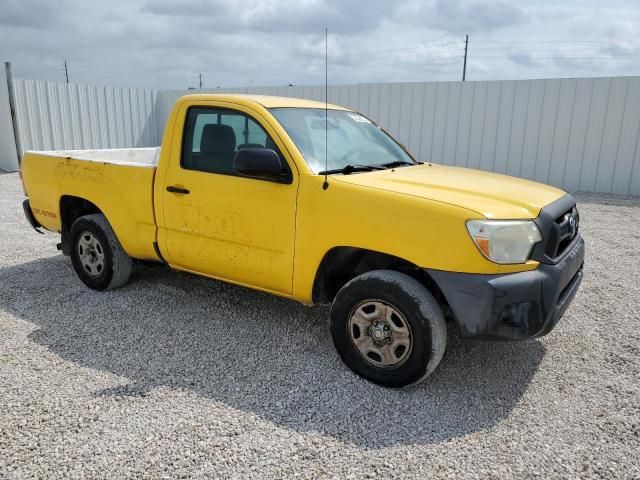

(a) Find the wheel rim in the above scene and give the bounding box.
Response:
[77,231,105,277]
[347,300,413,368]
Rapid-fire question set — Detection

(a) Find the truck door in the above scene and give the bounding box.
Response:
[158,103,298,295]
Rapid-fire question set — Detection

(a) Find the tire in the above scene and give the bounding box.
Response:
[69,214,133,290]
[330,270,447,388]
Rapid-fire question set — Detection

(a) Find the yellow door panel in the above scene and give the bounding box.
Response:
[158,100,298,295]
[162,172,296,293]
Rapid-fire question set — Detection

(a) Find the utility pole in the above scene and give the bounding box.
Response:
[462,34,468,81]
[63,61,69,84]
[5,62,23,165]
[199,73,202,89]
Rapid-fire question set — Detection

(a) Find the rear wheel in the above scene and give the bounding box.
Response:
[330,270,447,388]
[69,214,132,290]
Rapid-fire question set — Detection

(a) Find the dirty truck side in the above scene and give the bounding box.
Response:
[20,94,584,388]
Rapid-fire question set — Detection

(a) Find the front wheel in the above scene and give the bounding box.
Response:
[69,214,133,290]
[330,270,447,388]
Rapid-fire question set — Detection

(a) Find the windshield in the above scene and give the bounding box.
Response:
[269,108,416,174]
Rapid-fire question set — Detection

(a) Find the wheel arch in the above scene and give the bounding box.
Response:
[311,246,452,316]
[59,195,104,255]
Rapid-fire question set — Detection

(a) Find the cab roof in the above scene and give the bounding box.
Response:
[179,93,349,110]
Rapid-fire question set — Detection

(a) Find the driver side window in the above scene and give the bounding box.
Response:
[182,107,282,176]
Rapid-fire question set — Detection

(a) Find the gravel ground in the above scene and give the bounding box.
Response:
[1,172,639,479]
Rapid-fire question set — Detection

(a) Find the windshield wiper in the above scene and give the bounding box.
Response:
[318,164,386,175]
[377,160,416,169]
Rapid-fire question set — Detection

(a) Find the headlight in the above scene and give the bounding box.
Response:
[466,220,542,264]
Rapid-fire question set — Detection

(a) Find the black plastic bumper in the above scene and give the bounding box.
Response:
[427,235,585,340]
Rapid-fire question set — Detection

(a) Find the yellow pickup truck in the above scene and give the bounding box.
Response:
[20,94,584,387]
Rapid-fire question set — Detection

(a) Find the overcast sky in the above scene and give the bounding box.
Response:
[1,0,639,89]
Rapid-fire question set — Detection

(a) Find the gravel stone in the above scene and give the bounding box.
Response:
[1,172,639,479]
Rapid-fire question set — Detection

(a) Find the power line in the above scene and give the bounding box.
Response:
[43,39,466,84]
[470,47,638,52]
[323,47,462,64]
[333,56,461,69]
[265,39,464,68]
[471,56,640,60]
[325,51,462,66]
[331,37,462,57]
[204,49,462,76]
[41,37,640,89]
[471,39,631,44]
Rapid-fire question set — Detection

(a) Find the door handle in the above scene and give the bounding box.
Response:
[166,185,190,194]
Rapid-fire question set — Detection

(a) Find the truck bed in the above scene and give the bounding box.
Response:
[21,148,161,261]
[33,147,160,167]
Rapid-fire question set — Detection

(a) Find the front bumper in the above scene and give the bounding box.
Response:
[427,235,585,340]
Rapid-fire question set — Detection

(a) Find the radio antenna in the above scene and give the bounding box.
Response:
[322,27,329,190]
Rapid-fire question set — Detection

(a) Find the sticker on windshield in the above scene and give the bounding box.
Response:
[347,113,372,124]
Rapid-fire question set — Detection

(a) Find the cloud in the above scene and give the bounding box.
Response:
[143,0,393,34]
[420,0,530,35]
[0,0,638,89]
[143,0,230,17]
[0,0,68,28]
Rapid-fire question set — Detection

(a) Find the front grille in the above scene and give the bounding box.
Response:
[549,207,580,258]
[530,194,580,264]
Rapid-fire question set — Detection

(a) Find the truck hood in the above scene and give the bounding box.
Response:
[333,163,565,219]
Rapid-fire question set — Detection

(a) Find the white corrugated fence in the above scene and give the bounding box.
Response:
[2,76,640,195]
[12,80,161,155]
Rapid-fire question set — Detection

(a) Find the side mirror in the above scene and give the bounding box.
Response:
[233,148,291,183]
